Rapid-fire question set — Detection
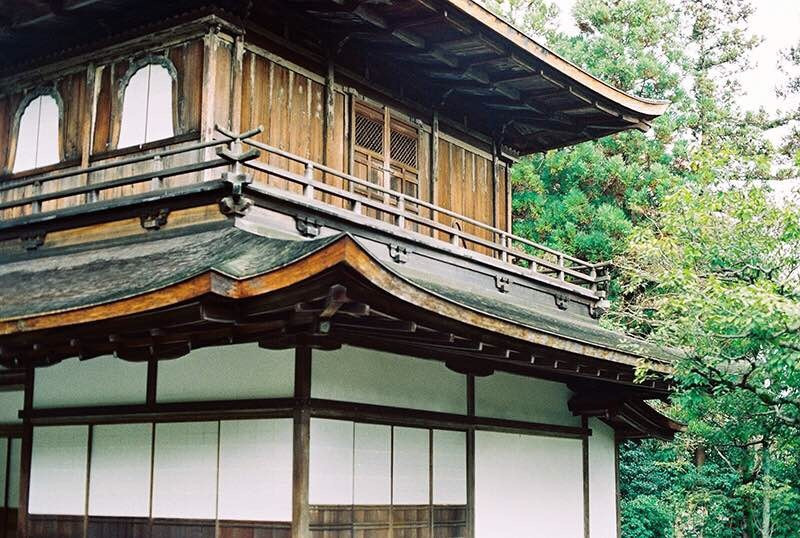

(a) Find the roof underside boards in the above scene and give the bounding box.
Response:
[1,0,668,154]
[0,225,675,375]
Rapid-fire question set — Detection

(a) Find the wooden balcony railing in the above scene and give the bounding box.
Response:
[0,126,609,294]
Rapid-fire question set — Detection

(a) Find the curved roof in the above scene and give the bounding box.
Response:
[0,225,674,389]
[449,0,670,117]
[1,0,671,154]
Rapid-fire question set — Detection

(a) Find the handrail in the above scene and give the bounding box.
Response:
[244,137,599,271]
[241,137,607,279]
[0,125,609,292]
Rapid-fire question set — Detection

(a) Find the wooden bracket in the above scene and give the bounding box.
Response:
[494,275,510,293]
[389,244,408,263]
[20,233,45,251]
[296,216,322,238]
[590,298,610,319]
[140,208,170,230]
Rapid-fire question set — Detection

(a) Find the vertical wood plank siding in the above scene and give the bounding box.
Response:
[0,29,511,238]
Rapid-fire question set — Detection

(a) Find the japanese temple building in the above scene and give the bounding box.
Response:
[0,1,681,537]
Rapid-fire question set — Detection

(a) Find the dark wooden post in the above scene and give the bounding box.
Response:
[292,347,312,538]
[466,374,475,538]
[17,366,34,538]
[582,416,590,538]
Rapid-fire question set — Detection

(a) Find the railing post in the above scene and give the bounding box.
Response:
[397,195,406,229]
[558,254,565,281]
[352,200,362,215]
[500,232,509,263]
[303,163,315,199]
[31,181,42,214]
[150,155,164,191]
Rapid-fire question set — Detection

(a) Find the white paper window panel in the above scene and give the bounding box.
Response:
[475,372,580,426]
[0,438,6,508]
[0,391,23,423]
[312,346,466,414]
[218,419,293,521]
[152,421,218,519]
[29,426,89,515]
[13,95,59,173]
[89,423,153,517]
[392,427,429,505]
[8,438,21,508]
[34,356,147,408]
[432,430,467,505]
[589,418,618,538]
[475,431,583,538]
[309,419,354,505]
[354,423,391,505]
[157,344,294,403]
[118,64,174,148]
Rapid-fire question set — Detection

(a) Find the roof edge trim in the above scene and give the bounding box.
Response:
[447,0,670,117]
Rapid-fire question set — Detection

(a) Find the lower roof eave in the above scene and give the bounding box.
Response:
[0,227,674,395]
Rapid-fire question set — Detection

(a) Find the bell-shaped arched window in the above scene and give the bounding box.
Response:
[118,63,175,148]
[13,94,60,173]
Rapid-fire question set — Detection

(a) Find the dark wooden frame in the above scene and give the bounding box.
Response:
[17,345,594,538]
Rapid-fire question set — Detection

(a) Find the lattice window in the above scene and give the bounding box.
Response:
[390,129,418,169]
[355,112,384,155]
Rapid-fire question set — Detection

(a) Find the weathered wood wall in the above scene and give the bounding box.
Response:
[0,23,512,235]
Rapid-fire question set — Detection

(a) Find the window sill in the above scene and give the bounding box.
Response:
[90,132,201,162]
[0,159,82,183]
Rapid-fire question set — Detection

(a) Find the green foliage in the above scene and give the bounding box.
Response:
[484,0,800,535]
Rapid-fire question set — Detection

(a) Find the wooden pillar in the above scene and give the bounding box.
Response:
[292,347,312,538]
[582,416,590,538]
[505,161,512,233]
[2,436,10,538]
[614,436,621,538]
[17,367,34,538]
[491,140,499,229]
[229,34,245,134]
[200,24,220,181]
[466,375,475,538]
[323,60,335,167]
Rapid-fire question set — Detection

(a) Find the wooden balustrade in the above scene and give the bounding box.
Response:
[0,126,609,293]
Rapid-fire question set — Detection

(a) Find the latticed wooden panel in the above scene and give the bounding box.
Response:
[390,129,418,169]
[355,112,384,155]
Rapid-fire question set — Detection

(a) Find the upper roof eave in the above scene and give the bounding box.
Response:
[446,0,670,119]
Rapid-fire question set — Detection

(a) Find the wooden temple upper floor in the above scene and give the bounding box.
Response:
[0,1,667,321]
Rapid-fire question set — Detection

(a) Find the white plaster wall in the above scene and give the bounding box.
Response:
[312,346,467,414]
[432,430,467,504]
[475,371,580,426]
[0,391,23,423]
[157,344,294,403]
[218,419,293,521]
[353,423,391,505]
[152,422,218,519]
[29,426,88,515]
[392,427,429,504]
[589,418,619,538]
[34,356,147,408]
[89,423,153,517]
[309,418,354,505]
[475,431,584,538]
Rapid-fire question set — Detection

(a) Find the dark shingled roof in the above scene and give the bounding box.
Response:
[0,226,341,320]
[0,226,675,364]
